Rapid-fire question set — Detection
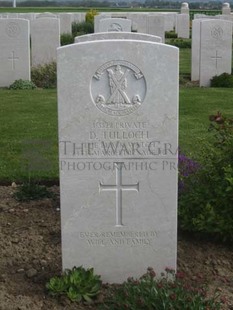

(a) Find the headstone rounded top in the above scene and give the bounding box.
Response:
[181,2,189,8]
[222,2,230,7]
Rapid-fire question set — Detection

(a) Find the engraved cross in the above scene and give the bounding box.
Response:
[8,51,19,70]
[99,162,139,227]
[211,50,222,70]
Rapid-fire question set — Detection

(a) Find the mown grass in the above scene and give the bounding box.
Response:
[179,87,233,155]
[0,89,58,182]
[179,48,191,76]
[0,87,232,182]
[0,44,233,182]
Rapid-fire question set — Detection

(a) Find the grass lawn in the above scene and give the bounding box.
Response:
[0,44,232,182]
[179,48,191,75]
[0,89,58,182]
[179,87,233,155]
[0,86,232,182]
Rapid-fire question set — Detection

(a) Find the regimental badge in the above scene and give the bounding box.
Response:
[211,26,223,40]
[5,22,21,38]
[108,23,123,32]
[91,60,146,116]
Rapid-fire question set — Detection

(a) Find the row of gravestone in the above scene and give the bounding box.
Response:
[1,15,232,88]
[0,13,182,88]
[0,18,61,87]
[1,11,190,41]
[0,12,85,34]
[94,12,190,40]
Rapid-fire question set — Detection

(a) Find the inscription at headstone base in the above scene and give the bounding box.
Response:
[58,38,178,283]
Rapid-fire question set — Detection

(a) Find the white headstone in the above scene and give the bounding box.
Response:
[98,18,131,33]
[199,20,232,86]
[147,15,165,43]
[222,2,231,15]
[94,14,111,33]
[0,18,30,87]
[8,13,18,19]
[194,14,217,20]
[162,13,177,31]
[72,13,85,23]
[57,38,179,283]
[0,13,9,18]
[18,13,34,21]
[130,13,148,33]
[176,14,190,38]
[35,12,58,19]
[181,2,189,14]
[75,32,162,43]
[191,19,201,81]
[59,13,72,34]
[31,17,60,67]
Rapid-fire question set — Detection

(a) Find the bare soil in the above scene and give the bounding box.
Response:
[0,185,233,310]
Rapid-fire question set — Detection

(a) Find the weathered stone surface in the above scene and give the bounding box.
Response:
[199,20,232,86]
[57,38,178,283]
[98,18,132,33]
[75,32,162,43]
[31,17,60,66]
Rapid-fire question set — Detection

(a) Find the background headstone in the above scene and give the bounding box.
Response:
[191,19,201,81]
[222,2,231,15]
[176,14,190,38]
[75,32,162,43]
[129,13,148,33]
[98,18,131,33]
[31,17,60,67]
[18,13,34,21]
[199,20,232,86]
[180,2,189,14]
[162,13,177,31]
[94,14,111,33]
[0,18,30,87]
[57,38,178,283]
[35,12,58,19]
[59,13,72,34]
[147,15,165,42]
[72,13,85,24]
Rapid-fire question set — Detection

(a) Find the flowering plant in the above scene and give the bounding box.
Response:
[102,267,221,309]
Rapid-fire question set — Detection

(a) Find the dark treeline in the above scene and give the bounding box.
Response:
[0,0,231,9]
[144,0,225,9]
